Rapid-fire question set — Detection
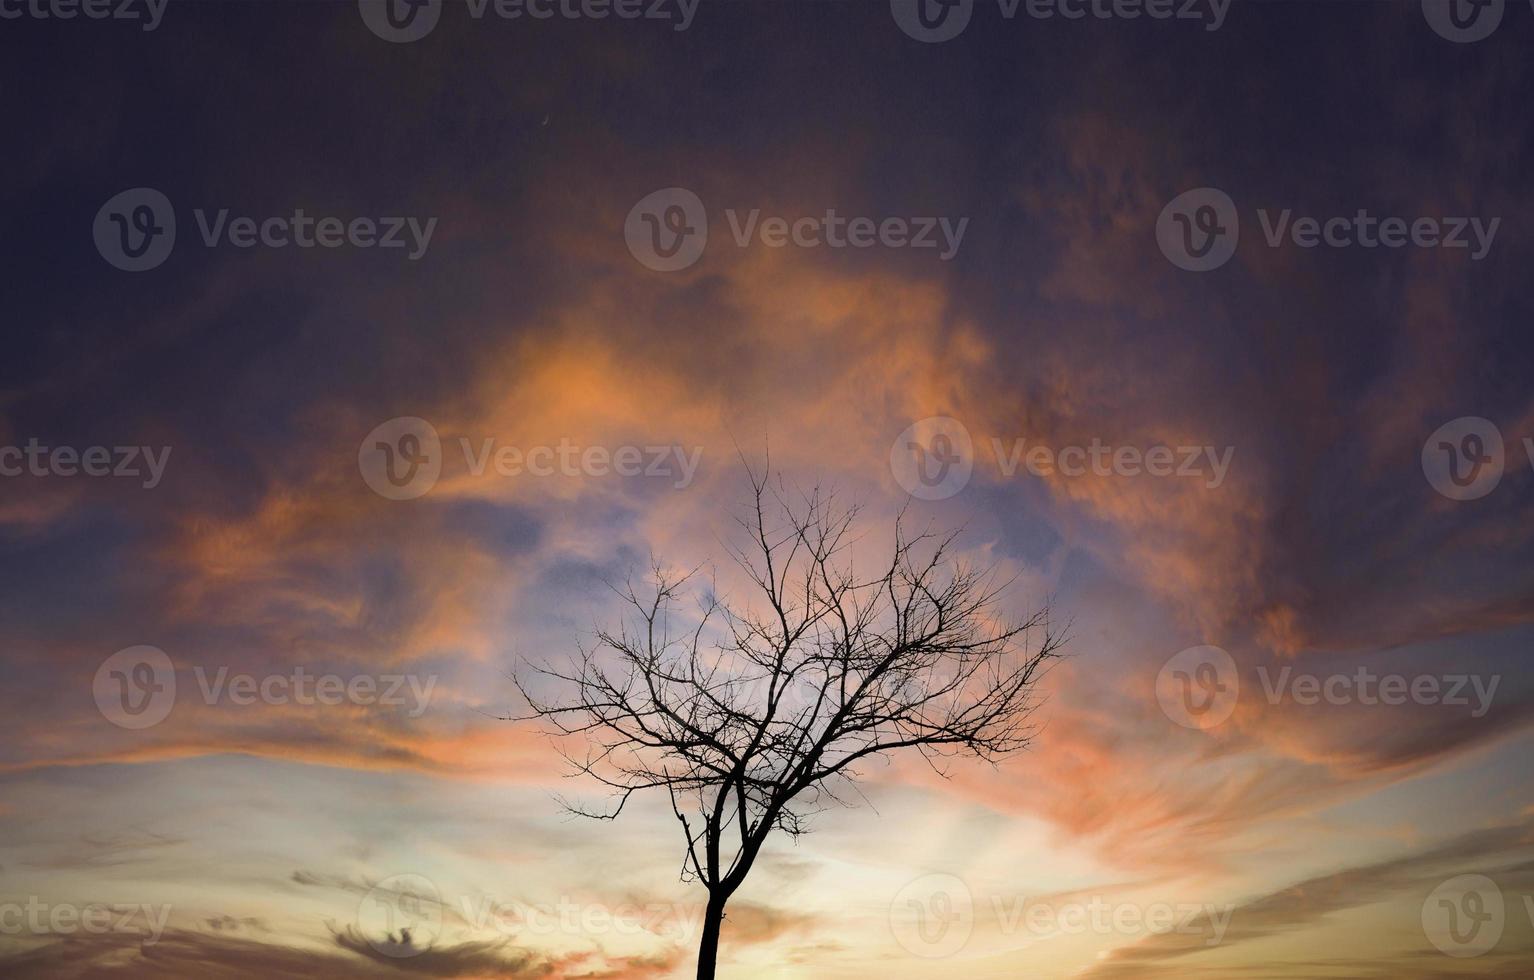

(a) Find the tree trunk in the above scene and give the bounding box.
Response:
[695,892,727,980]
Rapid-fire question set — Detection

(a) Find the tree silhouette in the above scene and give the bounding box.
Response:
[513,469,1063,979]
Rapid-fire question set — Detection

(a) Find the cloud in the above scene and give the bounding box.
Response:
[0,927,683,980]
[1081,817,1534,978]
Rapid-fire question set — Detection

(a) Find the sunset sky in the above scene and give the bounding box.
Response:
[3,1,1534,977]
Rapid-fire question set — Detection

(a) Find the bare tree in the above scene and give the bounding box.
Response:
[512,469,1063,980]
